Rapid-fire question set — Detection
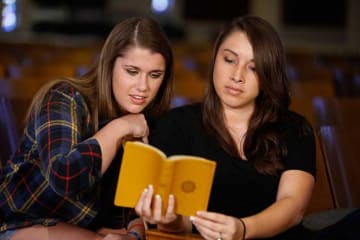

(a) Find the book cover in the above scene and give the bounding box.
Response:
[114,141,216,217]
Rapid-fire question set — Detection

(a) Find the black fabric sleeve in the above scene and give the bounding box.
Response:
[284,115,316,177]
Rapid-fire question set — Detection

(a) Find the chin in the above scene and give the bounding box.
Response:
[125,106,146,114]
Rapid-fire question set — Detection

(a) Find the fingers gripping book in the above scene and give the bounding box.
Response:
[114,141,216,216]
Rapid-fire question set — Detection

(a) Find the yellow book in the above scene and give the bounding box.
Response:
[114,141,216,217]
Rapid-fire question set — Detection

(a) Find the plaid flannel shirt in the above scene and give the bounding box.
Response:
[0,83,115,232]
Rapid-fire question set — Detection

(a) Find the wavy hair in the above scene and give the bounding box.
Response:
[202,15,291,174]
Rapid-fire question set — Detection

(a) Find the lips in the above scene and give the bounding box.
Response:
[129,94,147,104]
[225,85,243,95]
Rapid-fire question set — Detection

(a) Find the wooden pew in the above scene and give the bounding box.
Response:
[0,78,45,99]
[290,97,335,214]
[0,64,5,79]
[0,77,42,160]
[319,126,360,207]
[286,50,336,99]
[314,97,360,207]
[146,229,203,240]
[0,96,31,161]
[173,61,206,103]
[0,97,19,162]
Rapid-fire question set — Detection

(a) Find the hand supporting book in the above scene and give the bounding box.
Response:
[114,141,216,216]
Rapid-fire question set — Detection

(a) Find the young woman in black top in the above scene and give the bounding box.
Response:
[135,15,316,240]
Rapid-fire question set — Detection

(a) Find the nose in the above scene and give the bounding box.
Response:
[231,66,244,83]
[136,74,148,92]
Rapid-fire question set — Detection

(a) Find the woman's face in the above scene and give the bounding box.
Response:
[112,46,165,113]
[213,30,260,113]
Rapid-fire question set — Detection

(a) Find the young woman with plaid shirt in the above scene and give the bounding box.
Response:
[0,16,173,240]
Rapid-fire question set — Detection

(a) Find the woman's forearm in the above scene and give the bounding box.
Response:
[242,196,305,239]
[93,118,128,174]
[243,171,314,238]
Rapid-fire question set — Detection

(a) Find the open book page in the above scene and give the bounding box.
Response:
[170,156,216,216]
[114,141,165,208]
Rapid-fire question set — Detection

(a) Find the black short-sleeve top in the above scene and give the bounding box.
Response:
[150,103,316,220]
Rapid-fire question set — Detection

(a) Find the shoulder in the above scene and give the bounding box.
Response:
[281,111,316,174]
[45,81,87,107]
[281,110,316,158]
[47,82,80,99]
[38,81,91,119]
[152,103,202,133]
[281,110,314,137]
[150,103,204,154]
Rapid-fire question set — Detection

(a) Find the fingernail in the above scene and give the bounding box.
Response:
[148,184,153,189]
[189,216,195,222]
[155,194,161,199]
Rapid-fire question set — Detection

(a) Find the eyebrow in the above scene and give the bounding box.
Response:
[222,48,255,63]
[223,48,238,56]
[123,64,165,73]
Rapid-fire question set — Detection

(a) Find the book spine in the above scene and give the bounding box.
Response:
[157,161,174,214]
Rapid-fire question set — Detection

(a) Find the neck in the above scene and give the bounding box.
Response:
[223,104,254,160]
[223,104,254,129]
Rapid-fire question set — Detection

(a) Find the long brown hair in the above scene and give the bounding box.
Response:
[202,15,291,174]
[27,17,174,130]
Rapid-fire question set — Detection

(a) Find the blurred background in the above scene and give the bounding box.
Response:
[1,0,359,50]
[0,0,359,218]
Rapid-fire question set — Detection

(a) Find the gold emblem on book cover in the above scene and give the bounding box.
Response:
[181,180,196,193]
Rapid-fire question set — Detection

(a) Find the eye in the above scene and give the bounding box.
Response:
[149,71,163,79]
[248,65,256,72]
[224,56,236,64]
[126,68,138,76]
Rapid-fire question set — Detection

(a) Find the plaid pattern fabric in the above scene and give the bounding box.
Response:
[0,83,104,232]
